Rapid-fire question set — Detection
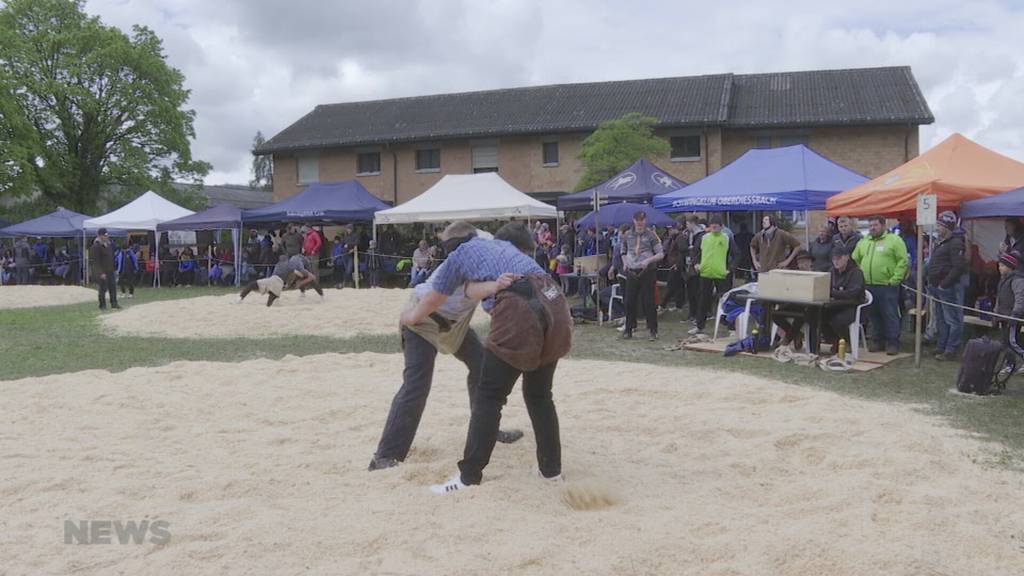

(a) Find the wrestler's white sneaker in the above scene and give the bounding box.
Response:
[535,469,565,483]
[430,474,468,495]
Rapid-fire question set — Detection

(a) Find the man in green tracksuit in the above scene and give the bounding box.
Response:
[851,215,909,355]
[691,216,737,334]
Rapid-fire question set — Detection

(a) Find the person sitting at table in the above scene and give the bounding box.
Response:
[822,246,866,348]
[772,250,815,348]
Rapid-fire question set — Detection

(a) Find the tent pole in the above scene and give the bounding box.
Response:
[155,233,160,288]
[593,188,601,327]
[83,230,88,286]
[804,210,810,246]
[234,228,241,287]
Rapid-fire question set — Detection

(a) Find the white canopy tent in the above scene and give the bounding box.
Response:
[83,191,195,286]
[373,173,557,225]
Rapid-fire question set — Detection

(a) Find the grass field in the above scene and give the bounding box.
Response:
[2,285,1022,468]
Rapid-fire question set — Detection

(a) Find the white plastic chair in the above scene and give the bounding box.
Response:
[713,283,758,341]
[848,290,872,360]
[608,274,627,321]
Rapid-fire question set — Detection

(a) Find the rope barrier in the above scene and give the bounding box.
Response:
[899,281,1022,324]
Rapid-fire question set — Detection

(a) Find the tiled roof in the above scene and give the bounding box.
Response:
[258,66,933,154]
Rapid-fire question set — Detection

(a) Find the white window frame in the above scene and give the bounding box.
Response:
[541,138,559,167]
[296,152,320,184]
[414,145,441,173]
[356,148,381,176]
[669,132,702,162]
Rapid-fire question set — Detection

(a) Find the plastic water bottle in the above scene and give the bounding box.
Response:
[838,338,847,361]
[750,328,759,354]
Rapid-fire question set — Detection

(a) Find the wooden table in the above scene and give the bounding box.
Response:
[734,293,861,355]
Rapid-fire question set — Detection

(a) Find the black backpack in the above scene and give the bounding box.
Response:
[956,337,1003,395]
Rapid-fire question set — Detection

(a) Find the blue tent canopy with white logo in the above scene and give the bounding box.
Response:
[653,145,867,213]
[557,159,687,211]
[242,180,390,224]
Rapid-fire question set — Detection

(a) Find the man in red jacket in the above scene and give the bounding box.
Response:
[301,225,322,280]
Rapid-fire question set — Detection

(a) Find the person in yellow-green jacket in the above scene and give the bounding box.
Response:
[852,215,909,355]
[690,216,738,335]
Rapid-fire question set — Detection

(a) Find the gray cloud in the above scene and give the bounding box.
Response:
[84,0,1024,185]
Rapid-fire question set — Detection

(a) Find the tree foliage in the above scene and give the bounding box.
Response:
[0,0,210,214]
[574,112,671,191]
[250,131,273,191]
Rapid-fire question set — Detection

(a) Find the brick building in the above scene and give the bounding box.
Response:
[256,66,933,226]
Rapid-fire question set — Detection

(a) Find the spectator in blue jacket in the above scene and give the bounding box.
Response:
[116,243,140,298]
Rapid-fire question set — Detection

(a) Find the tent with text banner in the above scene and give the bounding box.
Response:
[242,180,390,224]
[654,144,867,213]
[826,133,1024,217]
[557,159,687,211]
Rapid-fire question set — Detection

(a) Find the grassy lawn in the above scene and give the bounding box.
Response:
[2,286,1022,468]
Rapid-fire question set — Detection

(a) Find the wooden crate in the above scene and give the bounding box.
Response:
[574,254,608,275]
[758,269,831,302]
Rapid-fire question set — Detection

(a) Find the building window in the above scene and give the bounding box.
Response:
[357,152,381,175]
[670,135,701,161]
[415,148,441,172]
[297,153,319,184]
[778,135,809,148]
[755,136,773,149]
[542,141,559,166]
[472,144,499,174]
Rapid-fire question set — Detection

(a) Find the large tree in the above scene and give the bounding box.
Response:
[250,131,273,191]
[574,112,671,191]
[0,0,210,214]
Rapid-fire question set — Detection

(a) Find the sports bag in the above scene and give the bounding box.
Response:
[956,336,1003,395]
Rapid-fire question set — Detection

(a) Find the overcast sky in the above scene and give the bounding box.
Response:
[84,0,1024,185]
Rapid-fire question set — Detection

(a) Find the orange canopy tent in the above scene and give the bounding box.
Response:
[826,133,1024,217]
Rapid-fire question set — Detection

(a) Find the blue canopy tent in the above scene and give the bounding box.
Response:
[0,207,125,284]
[576,202,676,230]
[962,186,1024,219]
[242,180,390,224]
[158,204,244,285]
[557,159,687,211]
[653,145,867,213]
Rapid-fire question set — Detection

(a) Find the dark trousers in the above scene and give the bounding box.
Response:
[696,276,732,329]
[459,350,560,485]
[866,285,901,345]
[96,273,117,308]
[119,271,136,295]
[822,306,858,343]
[624,266,657,334]
[685,274,701,319]
[662,266,685,310]
[15,265,29,285]
[375,327,484,461]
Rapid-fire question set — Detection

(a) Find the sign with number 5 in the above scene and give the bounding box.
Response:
[917,194,937,226]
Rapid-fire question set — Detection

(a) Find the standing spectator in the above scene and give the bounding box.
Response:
[660,223,687,312]
[683,215,706,322]
[89,229,118,310]
[259,232,273,278]
[365,239,382,288]
[927,211,968,361]
[733,222,754,279]
[809,224,834,272]
[833,216,862,254]
[1,249,14,284]
[822,245,866,345]
[283,225,302,257]
[52,246,72,283]
[115,242,139,298]
[579,227,597,257]
[536,223,554,248]
[750,214,800,274]
[619,212,666,341]
[14,236,31,284]
[691,216,737,335]
[342,224,362,285]
[852,215,909,355]
[409,240,432,287]
[1001,218,1024,255]
[995,251,1024,360]
[331,235,346,288]
[301,224,322,280]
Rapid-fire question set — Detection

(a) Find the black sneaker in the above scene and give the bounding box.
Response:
[496,429,524,444]
[367,455,400,471]
[111,304,121,310]
[98,305,107,311]
[648,331,658,341]
[935,350,957,362]
[620,331,633,340]
[886,343,900,356]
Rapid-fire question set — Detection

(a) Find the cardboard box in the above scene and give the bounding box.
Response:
[757,270,831,303]
[574,254,608,275]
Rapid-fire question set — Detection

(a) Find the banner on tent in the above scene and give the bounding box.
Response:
[670,195,780,208]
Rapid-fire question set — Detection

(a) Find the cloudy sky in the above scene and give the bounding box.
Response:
[84,0,1024,185]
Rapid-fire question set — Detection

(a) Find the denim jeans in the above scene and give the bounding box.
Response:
[931,284,964,353]
[866,284,901,346]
